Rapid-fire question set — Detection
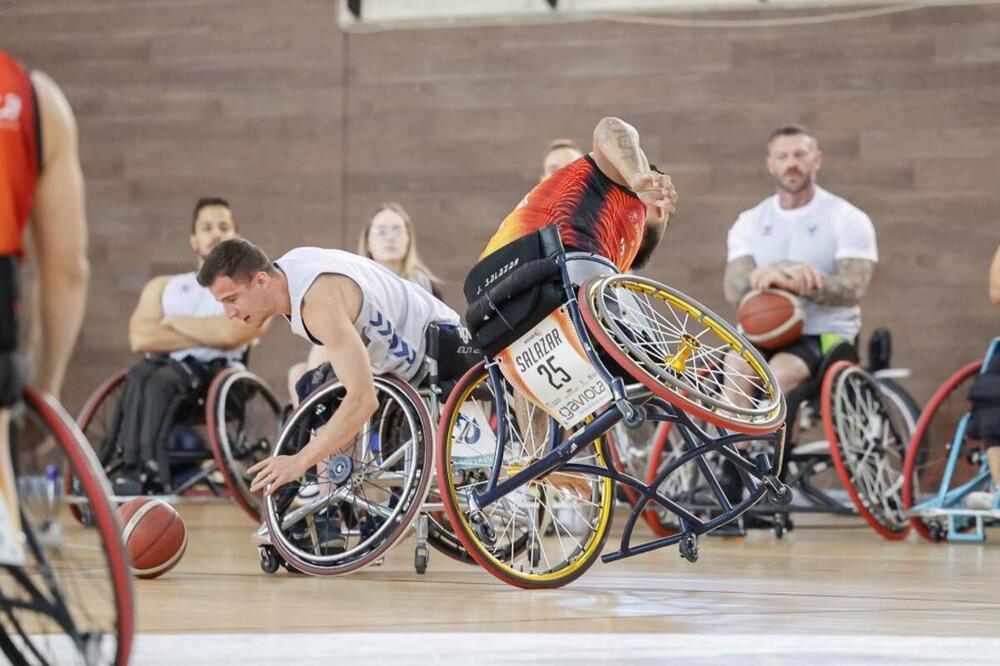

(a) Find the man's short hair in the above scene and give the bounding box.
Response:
[191,196,233,233]
[766,125,817,151]
[197,238,271,287]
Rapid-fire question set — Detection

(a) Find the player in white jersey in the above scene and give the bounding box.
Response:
[197,238,467,495]
[722,125,878,399]
[113,198,269,494]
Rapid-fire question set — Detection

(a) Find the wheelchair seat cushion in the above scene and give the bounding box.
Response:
[968,354,1000,445]
[464,225,566,357]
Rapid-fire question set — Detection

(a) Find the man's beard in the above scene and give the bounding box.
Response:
[630,224,664,270]
[776,170,813,194]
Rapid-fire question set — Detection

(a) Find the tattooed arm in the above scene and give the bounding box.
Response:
[590,117,651,187]
[808,258,874,307]
[723,256,756,306]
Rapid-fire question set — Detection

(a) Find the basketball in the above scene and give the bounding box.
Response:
[737,289,804,350]
[118,498,187,580]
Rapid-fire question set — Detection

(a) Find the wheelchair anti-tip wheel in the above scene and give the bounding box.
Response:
[579,275,785,435]
[823,361,910,540]
[206,368,283,522]
[264,376,433,576]
[436,362,616,589]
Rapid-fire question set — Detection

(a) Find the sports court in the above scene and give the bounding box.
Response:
[1,1,999,664]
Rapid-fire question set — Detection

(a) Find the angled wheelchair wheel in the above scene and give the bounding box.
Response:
[264,376,433,575]
[2,388,134,666]
[902,361,983,541]
[67,370,128,524]
[579,275,785,435]
[423,482,475,564]
[823,361,910,540]
[207,368,282,522]
[437,362,615,589]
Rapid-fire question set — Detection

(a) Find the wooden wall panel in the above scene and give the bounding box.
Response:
[2,1,998,410]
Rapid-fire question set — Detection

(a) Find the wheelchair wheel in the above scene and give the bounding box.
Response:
[823,361,910,540]
[877,378,921,441]
[607,421,685,537]
[902,361,983,541]
[579,275,785,435]
[1,388,134,666]
[423,482,475,564]
[207,368,282,522]
[437,362,615,589]
[67,370,128,524]
[264,376,433,575]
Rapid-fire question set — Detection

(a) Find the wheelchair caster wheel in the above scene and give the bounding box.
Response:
[415,545,429,574]
[678,533,699,563]
[929,522,947,543]
[768,484,793,507]
[772,513,787,539]
[470,511,497,546]
[259,546,281,574]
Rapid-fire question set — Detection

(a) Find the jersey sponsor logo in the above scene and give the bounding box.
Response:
[807,224,818,236]
[762,225,773,237]
[0,92,22,126]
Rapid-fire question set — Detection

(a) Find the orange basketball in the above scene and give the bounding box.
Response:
[118,498,187,580]
[737,289,804,351]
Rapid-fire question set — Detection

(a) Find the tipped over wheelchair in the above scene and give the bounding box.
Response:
[434,226,791,589]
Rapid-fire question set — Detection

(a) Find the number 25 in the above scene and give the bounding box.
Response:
[537,356,571,390]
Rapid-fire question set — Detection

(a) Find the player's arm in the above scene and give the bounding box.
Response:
[990,243,1000,305]
[128,276,202,353]
[165,313,270,349]
[723,256,757,306]
[590,117,651,187]
[248,276,379,494]
[808,258,874,307]
[28,71,89,397]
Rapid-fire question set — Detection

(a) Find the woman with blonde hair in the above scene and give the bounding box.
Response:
[286,203,441,403]
[358,202,439,295]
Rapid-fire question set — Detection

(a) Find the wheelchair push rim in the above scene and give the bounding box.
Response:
[436,361,616,589]
[902,361,983,542]
[823,361,910,540]
[264,376,433,576]
[206,368,283,523]
[578,275,785,436]
[3,388,135,666]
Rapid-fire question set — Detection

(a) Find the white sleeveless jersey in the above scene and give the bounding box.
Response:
[161,272,245,364]
[274,247,460,381]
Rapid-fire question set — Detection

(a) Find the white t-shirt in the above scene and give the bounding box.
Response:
[274,247,460,381]
[161,272,246,364]
[727,186,878,338]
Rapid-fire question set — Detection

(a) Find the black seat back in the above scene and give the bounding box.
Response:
[463,226,566,356]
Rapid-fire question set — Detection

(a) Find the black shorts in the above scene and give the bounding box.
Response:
[0,256,23,407]
[763,335,825,378]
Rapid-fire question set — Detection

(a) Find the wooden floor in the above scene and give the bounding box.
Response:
[125,500,1000,663]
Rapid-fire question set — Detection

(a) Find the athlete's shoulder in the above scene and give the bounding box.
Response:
[732,195,775,228]
[818,187,873,228]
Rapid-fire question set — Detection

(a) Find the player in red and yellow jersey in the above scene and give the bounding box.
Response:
[482,117,677,272]
[1,49,89,545]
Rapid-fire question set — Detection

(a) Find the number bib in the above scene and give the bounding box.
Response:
[496,306,612,429]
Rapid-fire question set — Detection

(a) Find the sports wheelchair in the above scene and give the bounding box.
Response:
[904,337,1000,542]
[616,329,921,541]
[254,324,479,576]
[72,354,282,522]
[1,387,134,666]
[435,226,791,589]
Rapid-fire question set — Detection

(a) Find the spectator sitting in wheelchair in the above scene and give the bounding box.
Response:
[965,242,1000,509]
[722,125,878,407]
[113,197,269,495]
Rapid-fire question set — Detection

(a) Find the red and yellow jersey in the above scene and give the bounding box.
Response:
[481,155,645,272]
[0,50,40,258]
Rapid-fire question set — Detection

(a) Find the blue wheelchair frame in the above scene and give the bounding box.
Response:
[467,253,787,562]
[910,337,1000,542]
